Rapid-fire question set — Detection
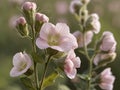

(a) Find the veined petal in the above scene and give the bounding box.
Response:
[40,23,56,40]
[36,37,49,49]
[99,83,113,90]
[56,23,70,35]
[66,68,77,79]
[72,57,81,68]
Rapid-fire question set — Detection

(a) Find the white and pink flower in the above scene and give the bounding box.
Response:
[36,23,78,52]
[10,52,32,77]
[100,31,117,52]
[64,50,81,79]
[99,68,115,90]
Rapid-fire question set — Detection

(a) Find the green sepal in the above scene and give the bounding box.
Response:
[20,77,35,90]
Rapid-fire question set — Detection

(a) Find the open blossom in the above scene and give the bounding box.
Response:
[10,52,32,77]
[99,68,115,90]
[73,31,93,48]
[93,52,116,65]
[35,13,49,23]
[36,23,78,52]
[87,13,101,34]
[100,31,117,52]
[22,2,37,11]
[70,0,82,14]
[64,50,81,79]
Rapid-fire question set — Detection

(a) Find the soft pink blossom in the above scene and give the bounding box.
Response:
[100,31,117,52]
[36,23,78,52]
[35,13,49,23]
[73,31,93,47]
[22,2,37,11]
[99,68,115,90]
[10,52,32,77]
[64,50,81,79]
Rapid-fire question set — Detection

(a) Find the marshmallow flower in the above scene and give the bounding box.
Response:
[73,31,93,48]
[100,31,117,52]
[10,52,32,77]
[36,23,78,52]
[64,50,81,79]
[99,68,115,90]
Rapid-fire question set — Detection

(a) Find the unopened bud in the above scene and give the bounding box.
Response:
[70,0,82,15]
[35,13,49,32]
[86,13,101,34]
[93,52,116,66]
[22,2,37,25]
[22,2,37,11]
[100,31,117,52]
[16,17,29,36]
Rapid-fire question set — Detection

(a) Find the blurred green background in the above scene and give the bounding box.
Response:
[0,0,120,90]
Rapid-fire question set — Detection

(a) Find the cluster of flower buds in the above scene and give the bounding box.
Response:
[15,2,49,37]
[94,31,117,66]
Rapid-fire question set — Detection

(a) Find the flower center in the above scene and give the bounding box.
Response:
[48,34,60,46]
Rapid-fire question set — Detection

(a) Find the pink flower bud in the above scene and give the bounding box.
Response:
[22,2,37,11]
[100,31,117,52]
[99,68,115,90]
[64,50,81,79]
[16,17,26,26]
[35,13,49,23]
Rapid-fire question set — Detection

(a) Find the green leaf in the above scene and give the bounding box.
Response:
[42,71,59,89]
[20,77,35,90]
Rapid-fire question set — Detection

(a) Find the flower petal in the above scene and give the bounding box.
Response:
[36,37,49,49]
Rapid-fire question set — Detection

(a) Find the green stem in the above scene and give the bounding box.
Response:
[31,25,39,90]
[39,55,52,90]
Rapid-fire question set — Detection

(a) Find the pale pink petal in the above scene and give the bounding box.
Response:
[99,83,113,90]
[93,54,101,65]
[67,50,76,59]
[40,23,56,40]
[102,75,115,84]
[72,57,81,68]
[64,59,74,74]
[66,68,77,79]
[59,34,78,52]
[36,37,49,49]
[56,23,70,35]
[13,52,25,67]
[101,68,112,76]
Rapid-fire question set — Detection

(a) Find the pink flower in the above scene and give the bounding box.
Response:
[64,50,81,79]
[73,31,93,47]
[35,13,49,23]
[10,52,32,77]
[36,23,78,52]
[100,31,117,52]
[22,2,37,11]
[99,68,115,90]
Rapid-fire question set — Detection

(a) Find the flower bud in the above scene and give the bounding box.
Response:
[100,31,117,52]
[93,52,116,66]
[99,68,115,90]
[35,13,49,32]
[22,2,37,25]
[86,13,101,34]
[70,0,82,15]
[73,31,93,48]
[16,17,29,36]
